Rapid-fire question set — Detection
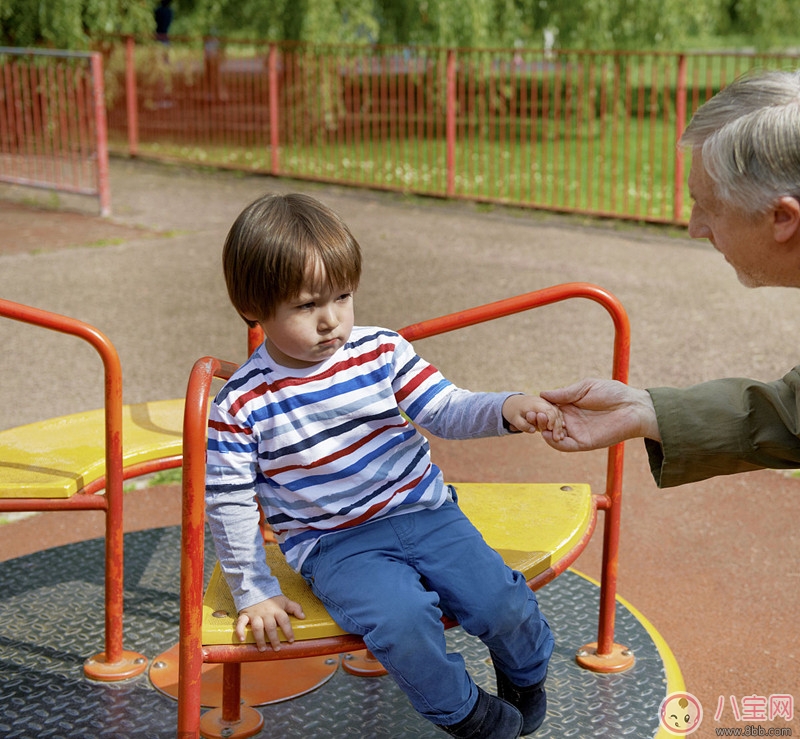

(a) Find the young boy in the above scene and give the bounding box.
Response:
[206,193,562,738]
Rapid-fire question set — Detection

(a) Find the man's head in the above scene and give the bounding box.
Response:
[681,70,800,287]
[680,70,800,216]
[222,193,362,326]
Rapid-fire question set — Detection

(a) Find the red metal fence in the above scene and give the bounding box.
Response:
[0,48,111,216]
[102,39,800,225]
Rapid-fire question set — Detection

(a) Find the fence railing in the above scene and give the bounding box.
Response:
[0,47,111,216]
[103,38,800,226]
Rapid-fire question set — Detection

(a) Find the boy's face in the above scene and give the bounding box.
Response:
[253,278,355,369]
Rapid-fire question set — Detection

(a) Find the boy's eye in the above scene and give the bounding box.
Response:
[337,292,352,302]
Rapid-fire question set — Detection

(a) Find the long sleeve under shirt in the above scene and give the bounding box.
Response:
[206,326,517,611]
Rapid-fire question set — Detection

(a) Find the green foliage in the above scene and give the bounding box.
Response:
[530,0,718,50]
[0,0,154,49]
[714,0,800,50]
[1,0,797,51]
[173,0,379,42]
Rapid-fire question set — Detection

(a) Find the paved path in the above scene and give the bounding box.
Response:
[1,158,798,735]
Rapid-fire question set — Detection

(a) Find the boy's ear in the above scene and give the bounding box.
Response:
[772,196,800,243]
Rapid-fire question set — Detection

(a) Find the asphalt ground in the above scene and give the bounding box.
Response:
[1,157,798,736]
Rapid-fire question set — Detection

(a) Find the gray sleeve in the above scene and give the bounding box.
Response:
[415,388,519,439]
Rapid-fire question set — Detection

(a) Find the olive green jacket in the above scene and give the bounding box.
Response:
[645,366,800,488]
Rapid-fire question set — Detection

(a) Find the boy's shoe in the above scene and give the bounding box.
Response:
[493,663,547,735]
[438,686,523,738]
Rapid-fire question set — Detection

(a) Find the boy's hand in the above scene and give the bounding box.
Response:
[236,595,306,652]
[502,394,566,441]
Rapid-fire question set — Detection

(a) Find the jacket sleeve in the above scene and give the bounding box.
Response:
[644,366,800,488]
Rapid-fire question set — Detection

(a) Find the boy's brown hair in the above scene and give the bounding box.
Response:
[222,193,362,326]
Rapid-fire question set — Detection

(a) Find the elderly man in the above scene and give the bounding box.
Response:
[538,69,800,486]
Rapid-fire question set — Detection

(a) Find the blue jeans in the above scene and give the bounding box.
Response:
[300,498,553,726]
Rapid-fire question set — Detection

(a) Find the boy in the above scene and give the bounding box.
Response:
[206,193,561,738]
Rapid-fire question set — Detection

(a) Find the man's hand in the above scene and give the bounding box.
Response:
[538,378,660,451]
[236,595,306,652]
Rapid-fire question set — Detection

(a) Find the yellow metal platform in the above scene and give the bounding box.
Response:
[0,399,184,498]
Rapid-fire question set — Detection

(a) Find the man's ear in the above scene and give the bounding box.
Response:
[772,196,800,243]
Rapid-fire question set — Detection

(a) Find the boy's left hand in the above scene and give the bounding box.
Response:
[502,394,566,441]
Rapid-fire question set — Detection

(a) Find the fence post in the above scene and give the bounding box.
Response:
[446,49,456,197]
[125,35,139,157]
[268,43,280,175]
[90,52,111,217]
[673,54,687,223]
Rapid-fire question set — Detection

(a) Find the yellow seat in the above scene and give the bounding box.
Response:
[0,399,184,498]
[201,482,593,646]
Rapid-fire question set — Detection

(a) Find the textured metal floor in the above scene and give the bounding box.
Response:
[0,526,676,738]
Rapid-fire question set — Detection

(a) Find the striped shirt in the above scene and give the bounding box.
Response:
[206,326,514,610]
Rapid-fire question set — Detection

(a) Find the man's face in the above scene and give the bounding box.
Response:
[687,149,780,288]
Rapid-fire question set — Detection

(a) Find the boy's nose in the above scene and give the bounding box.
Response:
[318,305,339,328]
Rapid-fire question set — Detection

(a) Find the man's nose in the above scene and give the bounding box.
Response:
[687,210,709,240]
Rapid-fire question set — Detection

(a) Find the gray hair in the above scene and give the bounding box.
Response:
[679,69,800,215]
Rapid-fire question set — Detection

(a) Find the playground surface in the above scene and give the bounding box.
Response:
[0,157,798,735]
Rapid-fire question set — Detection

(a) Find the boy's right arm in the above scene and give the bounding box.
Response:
[206,402,286,619]
[236,595,306,651]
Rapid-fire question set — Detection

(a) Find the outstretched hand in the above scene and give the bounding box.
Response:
[536,378,660,452]
[502,394,566,442]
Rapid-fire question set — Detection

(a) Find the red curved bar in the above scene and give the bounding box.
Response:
[398,282,631,659]
[0,298,144,678]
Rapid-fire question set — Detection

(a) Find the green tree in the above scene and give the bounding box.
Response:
[716,0,799,50]
[0,0,154,49]
[529,0,718,50]
[173,0,379,43]
[1,0,797,51]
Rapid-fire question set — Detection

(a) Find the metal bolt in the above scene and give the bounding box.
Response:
[560,485,573,492]
[152,661,166,669]
[622,649,634,657]
[576,649,589,657]
[325,658,337,665]
[134,657,147,665]
[212,610,229,618]
[220,728,233,739]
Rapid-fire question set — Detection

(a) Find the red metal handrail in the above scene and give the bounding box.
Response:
[0,298,135,675]
[397,282,630,658]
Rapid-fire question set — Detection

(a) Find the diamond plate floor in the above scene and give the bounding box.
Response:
[0,526,679,738]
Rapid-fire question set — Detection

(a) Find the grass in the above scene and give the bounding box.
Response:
[123,467,183,492]
[119,113,690,225]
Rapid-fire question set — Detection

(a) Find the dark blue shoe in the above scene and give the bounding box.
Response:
[438,686,523,738]
[493,667,547,735]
